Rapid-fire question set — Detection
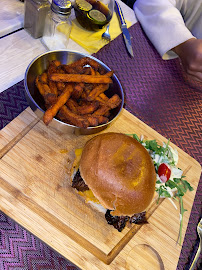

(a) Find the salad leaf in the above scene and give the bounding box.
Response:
[165,179,178,189]
[181,178,194,192]
[174,178,194,197]
[129,134,194,245]
[130,133,142,143]
[144,140,164,154]
[173,178,181,184]
[156,185,171,200]
[176,184,186,197]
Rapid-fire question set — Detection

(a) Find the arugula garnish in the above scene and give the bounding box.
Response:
[166,177,193,245]
[156,185,171,203]
[177,196,187,245]
[130,133,142,143]
[129,134,194,245]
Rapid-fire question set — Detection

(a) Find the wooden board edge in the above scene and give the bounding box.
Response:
[0,175,112,263]
[0,114,40,159]
[106,197,165,264]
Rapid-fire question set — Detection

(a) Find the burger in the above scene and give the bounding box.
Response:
[71,132,156,231]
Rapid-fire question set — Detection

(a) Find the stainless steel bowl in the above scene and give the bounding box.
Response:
[24,50,124,135]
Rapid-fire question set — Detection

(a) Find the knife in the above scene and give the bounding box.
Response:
[115,1,134,57]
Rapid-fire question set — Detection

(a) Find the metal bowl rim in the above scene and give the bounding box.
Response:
[24,50,124,130]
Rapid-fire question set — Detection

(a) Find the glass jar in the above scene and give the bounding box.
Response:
[74,0,114,31]
[24,0,50,39]
[41,0,72,50]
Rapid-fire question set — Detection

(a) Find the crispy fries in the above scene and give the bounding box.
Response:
[40,72,48,84]
[75,100,100,115]
[93,94,122,116]
[58,106,90,129]
[43,83,73,125]
[48,80,58,96]
[87,84,109,101]
[43,93,57,108]
[71,83,85,99]
[61,57,103,73]
[35,57,122,128]
[36,77,52,96]
[50,73,113,84]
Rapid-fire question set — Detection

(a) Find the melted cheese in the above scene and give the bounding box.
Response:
[78,189,100,203]
[73,148,83,172]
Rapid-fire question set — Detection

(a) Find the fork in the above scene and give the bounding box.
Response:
[101,24,111,42]
[189,218,202,270]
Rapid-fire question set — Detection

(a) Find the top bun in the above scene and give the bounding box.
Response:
[79,132,156,216]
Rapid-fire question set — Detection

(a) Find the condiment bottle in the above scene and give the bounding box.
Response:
[41,0,72,50]
[24,0,50,39]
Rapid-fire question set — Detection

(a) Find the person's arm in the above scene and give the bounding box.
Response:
[173,38,202,81]
[134,0,194,58]
[134,0,202,82]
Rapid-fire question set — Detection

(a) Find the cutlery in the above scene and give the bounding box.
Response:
[189,218,202,270]
[102,24,111,42]
[115,0,134,57]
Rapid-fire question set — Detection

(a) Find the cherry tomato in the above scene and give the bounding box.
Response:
[158,163,171,182]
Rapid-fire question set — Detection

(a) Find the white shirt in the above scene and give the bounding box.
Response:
[134,0,202,59]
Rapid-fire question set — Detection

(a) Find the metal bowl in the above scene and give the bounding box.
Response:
[24,50,124,135]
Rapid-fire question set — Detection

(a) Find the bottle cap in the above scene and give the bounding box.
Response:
[51,0,72,15]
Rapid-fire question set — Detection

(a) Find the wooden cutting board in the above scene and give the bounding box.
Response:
[0,107,201,270]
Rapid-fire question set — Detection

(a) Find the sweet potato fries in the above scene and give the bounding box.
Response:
[35,57,122,128]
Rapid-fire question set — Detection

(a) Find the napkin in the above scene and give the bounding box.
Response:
[70,14,132,54]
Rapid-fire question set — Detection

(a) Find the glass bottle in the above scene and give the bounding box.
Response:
[41,0,72,50]
[24,0,50,39]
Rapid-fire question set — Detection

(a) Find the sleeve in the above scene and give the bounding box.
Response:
[134,0,194,59]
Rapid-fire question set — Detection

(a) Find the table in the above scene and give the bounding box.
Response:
[0,1,201,269]
[0,0,137,93]
[0,0,24,38]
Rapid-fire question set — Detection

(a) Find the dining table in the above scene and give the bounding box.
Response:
[0,0,201,269]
